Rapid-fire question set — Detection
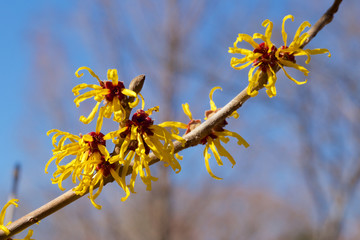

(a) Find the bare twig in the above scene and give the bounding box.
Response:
[4,164,21,225]
[301,0,342,48]
[0,0,342,237]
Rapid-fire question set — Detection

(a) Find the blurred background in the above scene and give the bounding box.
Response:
[1,0,359,239]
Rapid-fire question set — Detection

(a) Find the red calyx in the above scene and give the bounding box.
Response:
[278,46,296,63]
[253,42,278,72]
[96,156,116,177]
[104,81,126,102]
[87,132,106,153]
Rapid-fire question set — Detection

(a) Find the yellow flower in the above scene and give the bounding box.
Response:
[181,87,249,180]
[73,66,140,125]
[46,108,128,209]
[229,15,330,97]
[0,199,34,239]
[105,105,185,192]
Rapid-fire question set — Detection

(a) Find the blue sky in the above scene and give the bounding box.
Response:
[0,1,77,201]
[0,3,39,192]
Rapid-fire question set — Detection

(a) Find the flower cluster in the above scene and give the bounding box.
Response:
[106,106,185,192]
[0,199,34,240]
[179,87,249,179]
[46,107,120,209]
[46,67,185,209]
[73,67,140,125]
[229,15,330,97]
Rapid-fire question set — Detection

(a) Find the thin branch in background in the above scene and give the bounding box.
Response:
[4,164,21,225]
[0,0,343,238]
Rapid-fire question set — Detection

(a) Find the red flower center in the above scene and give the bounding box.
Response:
[121,109,154,137]
[119,109,155,154]
[253,43,297,72]
[131,109,154,129]
[96,156,116,177]
[253,42,278,72]
[278,46,296,63]
[87,132,106,153]
[104,81,126,102]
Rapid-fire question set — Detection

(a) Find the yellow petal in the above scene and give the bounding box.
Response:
[292,21,311,46]
[138,92,145,110]
[209,86,222,111]
[112,97,125,122]
[176,153,183,160]
[230,58,254,70]
[278,64,307,85]
[235,33,259,49]
[72,83,102,96]
[279,59,309,75]
[159,121,188,129]
[110,168,131,201]
[75,67,102,83]
[305,48,331,57]
[208,139,223,166]
[220,130,250,148]
[89,174,103,209]
[253,33,273,50]
[47,129,59,136]
[145,106,159,116]
[230,110,239,119]
[56,167,73,191]
[121,88,137,98]
[182,103,193,120]
[143,135,161,159]
[79,102,101,124]
[203,143,222,180]
[98,145,110,160]
[22,229,34,240]
[0,225,10,235]
[252,33,266,42]
[107,69,118,85]
[228,47,254,55]
[82,134,93,142]
[265,68,277,97]
[122,151,134,178]
[95,106,105,133]
[279,47,311,64]
[264,67,277,87]
[104,127,127,141]
[298,32,310,47]
[128,93,139,109]
[45,155,58,174]
[247,67,261,97]
[73,90,102,107]
[282,15,294,46]
[213,139,236,167]
[230,52,260,64]
[103,104,113,118]
[262,19,273,48]
[0,199,18,226]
